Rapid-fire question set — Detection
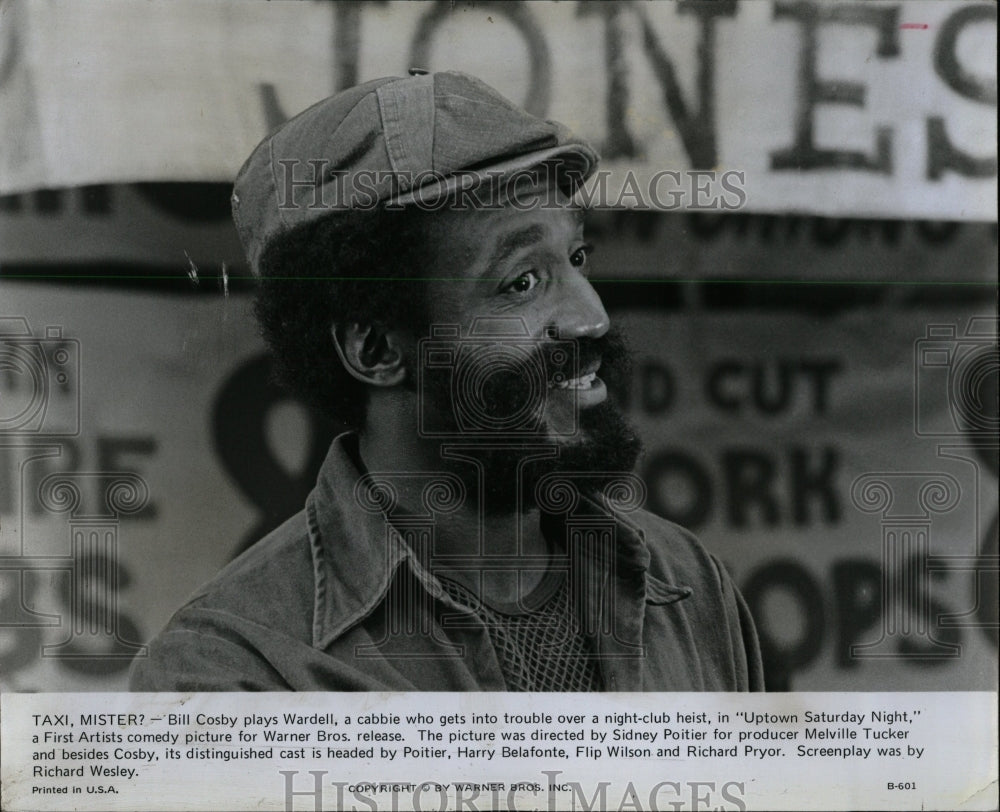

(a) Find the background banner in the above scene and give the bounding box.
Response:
[1,261,995,693]
[1,4,997,811]
[1,183,996,280]
[0,0,996,218]
[0,0,996,694]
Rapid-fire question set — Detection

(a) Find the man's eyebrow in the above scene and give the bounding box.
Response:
[482,223,547,280]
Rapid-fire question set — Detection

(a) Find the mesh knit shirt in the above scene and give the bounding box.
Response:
[437,570,603,692]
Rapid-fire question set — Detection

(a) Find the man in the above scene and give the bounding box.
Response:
[130,71,763,692]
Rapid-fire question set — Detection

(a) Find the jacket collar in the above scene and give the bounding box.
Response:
[306,432,690,653]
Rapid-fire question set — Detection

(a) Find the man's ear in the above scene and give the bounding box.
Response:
[331,322,409,387]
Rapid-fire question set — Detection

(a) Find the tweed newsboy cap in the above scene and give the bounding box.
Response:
[231,70,599,275]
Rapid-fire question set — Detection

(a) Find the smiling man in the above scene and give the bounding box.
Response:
[130,71,763,692]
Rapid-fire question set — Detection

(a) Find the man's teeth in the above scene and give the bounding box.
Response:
[551,371,597,390]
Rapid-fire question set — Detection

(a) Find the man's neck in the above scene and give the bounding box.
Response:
[357,416,553,606]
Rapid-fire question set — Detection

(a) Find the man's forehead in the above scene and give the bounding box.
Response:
[416,197,586,276]
[421,196,584,278]
[484,202,585,241]
[448,196,584,238]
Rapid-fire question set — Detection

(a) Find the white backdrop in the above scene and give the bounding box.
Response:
[0,0,996,218]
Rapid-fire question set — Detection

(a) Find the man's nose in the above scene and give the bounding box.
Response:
[555,270,610,340]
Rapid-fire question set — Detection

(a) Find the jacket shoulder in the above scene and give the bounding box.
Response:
[628,509,766,691]
[129,511,316,691]
[627,508,726,589]
[164,510,314,635]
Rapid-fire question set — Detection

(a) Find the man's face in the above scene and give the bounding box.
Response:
[410,185,641,506]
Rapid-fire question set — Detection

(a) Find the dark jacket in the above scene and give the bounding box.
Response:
[130,434,764,691]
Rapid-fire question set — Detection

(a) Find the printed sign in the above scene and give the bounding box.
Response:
[1,281,995,693]
[0,1,996,218]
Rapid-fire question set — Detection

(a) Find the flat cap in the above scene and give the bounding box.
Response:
[232,71,599,274]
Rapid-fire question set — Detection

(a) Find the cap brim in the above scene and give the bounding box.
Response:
[389,144,597,207]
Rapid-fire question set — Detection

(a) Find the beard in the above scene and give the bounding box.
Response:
[415,326,642,515]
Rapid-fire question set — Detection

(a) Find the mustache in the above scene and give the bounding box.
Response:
[413,324,634,430]
[469,326,632,412]
[548,326,632,386]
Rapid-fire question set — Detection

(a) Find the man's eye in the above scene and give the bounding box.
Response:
[570,243,594,268]
[506,270,540,294]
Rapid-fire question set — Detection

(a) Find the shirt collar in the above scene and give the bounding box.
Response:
[306,432,690,650]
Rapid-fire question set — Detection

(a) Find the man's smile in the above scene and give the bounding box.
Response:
[552,369,598,390]
[548,360,607,406]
